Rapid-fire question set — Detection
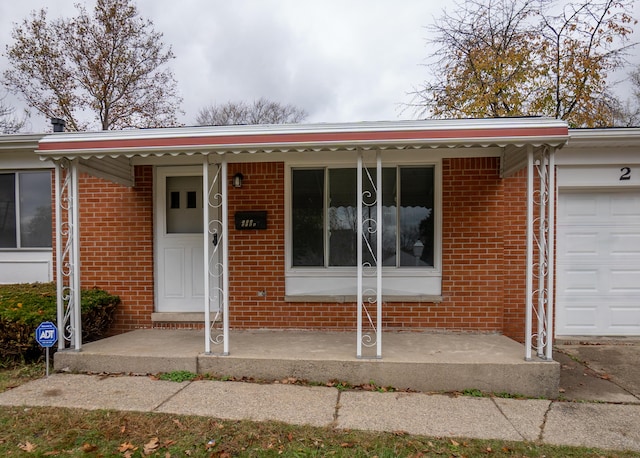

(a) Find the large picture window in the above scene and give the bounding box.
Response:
[292,166,434,268]
[0,171,52,249]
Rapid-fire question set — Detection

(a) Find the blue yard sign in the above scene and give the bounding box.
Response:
[35,321,58,348]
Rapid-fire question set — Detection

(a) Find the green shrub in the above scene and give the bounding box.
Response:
[0,283,120,362]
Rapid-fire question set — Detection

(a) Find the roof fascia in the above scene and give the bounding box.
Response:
[0,133,45,152]
[36,118,569,160]
[567,128,640,148]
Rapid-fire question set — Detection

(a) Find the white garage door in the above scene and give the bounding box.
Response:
[556,190,640,336]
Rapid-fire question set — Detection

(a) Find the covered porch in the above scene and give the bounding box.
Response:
[53,329,559,398]
[37,118,569,368]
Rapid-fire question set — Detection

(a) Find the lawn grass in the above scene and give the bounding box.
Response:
[0,365,636,457]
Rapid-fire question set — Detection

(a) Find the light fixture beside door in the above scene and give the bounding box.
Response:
[232,172,244,188]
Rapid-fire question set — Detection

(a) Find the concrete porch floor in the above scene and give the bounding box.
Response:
[53,329,560,398]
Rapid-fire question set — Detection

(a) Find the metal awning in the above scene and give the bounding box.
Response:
[35,118,568,186]
[37,118,568,158]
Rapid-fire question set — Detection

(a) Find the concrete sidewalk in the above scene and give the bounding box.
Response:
[1,373,639,452]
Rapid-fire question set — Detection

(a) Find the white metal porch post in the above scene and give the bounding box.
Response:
[54,159,82,351]
[203,156,229,355]
[525,147,533,360]
[203,157,211,354]
[356,150,382,359]
[525,146,555,361]
[546,149,556,361]
[221,159,230,355]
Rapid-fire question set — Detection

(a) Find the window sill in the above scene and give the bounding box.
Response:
[284,295,443,303]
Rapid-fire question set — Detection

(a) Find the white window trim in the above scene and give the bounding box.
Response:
[284,152,442,298]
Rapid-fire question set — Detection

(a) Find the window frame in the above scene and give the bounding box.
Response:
[285,154,442,298]
[0,170,53,251]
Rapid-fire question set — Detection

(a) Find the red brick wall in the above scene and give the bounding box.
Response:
[227,162,287,327]
[502,168,528,342]
[70,159,529,338]
[440,157,505,332]
[78,165,154,332]
[223,158,527,338]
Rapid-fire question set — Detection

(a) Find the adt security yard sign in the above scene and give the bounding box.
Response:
[35,321,58,377]
[36,321,58,347]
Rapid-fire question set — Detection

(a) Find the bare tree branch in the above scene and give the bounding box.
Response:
[410,0,637,127]
[196,98,308,126]
[2,0,183,131]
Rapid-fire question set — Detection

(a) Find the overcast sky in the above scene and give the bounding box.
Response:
[1,0,639,133]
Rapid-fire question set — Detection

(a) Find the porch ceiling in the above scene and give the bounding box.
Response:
[36,118,568,160]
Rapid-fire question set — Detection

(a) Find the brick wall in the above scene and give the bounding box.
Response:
[223,158,527,338]
[78,165,154,332]
[502,168,528,342]
[70,159,529,338]
[440,157,505,332]
[227,162,287,327]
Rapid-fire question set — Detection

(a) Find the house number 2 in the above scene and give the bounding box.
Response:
[620,167,631,181]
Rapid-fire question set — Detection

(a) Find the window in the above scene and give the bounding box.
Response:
[291,166,435,268]
[0,171,52,249]
[165,176,203,234]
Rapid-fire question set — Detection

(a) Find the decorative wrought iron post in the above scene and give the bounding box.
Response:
[54,159,82,351]
[356,149,382,359]
[204,156,229,355]
[525,146,556,361]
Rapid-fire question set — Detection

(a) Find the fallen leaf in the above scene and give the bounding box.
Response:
[172,418,185,430]
[144,437,160,455]
[18,441,36,452]
[340,442,354,448]
[287,432,293,442]
[120,424,126,433]
[82,443,97,452]
[43,451,61,456]
[118,442,136,452]
[450,439,459,447]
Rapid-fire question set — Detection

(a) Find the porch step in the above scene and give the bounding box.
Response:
[54,329,559,398]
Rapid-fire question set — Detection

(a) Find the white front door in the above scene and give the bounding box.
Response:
[556,190,640,335]
[155,167,207,312]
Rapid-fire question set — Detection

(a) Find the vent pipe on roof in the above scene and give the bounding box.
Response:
[51,118,66,132]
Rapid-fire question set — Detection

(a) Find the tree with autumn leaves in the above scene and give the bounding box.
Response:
[412,0,637,127]
[2,0,182,131]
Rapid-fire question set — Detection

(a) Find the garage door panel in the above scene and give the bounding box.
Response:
[611,232,640,256]
[557,190,640,336]
[559,231,599,257]
[610,193,640,218]
[560,193,597,219]
[557,268,599,293]
[610,269,640,292]
[559,305,598,329]
[610,307,640,330]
